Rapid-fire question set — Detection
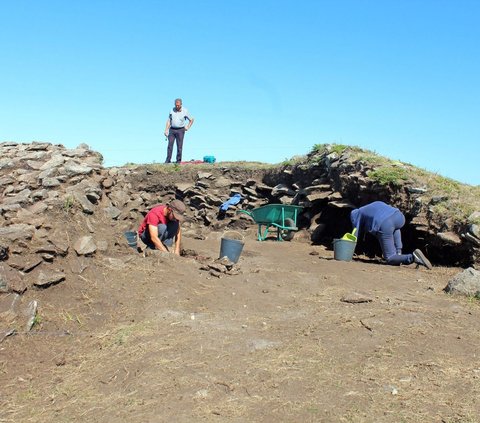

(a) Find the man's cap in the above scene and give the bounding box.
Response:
[169,199,186,222]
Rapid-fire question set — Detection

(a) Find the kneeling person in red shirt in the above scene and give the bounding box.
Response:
[138,200,186,255]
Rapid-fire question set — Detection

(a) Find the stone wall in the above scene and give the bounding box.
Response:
[1,141,479,300]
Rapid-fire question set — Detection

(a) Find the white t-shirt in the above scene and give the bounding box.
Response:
[169,107,192,128]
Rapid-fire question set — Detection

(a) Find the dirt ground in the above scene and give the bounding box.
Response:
[1,230,479,423]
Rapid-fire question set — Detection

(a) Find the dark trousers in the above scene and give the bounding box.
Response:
[376,210,414,265]
[140,221,179,249]
[166,128,185,163]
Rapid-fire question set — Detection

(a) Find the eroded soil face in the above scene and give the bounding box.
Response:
[1,232,479,423]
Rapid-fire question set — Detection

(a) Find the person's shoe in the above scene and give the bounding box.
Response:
[413,249,432,269]
[164,161,171,164]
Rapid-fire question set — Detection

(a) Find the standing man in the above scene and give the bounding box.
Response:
[164,98,194,163]
[138,200,186,255]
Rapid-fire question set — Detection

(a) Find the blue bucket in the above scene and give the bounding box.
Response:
[333,239,356,261]
[219,237,244,263]
[124,231,138,248]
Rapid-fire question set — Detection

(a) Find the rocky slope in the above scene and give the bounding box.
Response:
[1,141,479,302]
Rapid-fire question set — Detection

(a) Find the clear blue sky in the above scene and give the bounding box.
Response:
[1,1,479,185]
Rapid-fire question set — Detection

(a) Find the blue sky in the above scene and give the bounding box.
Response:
[1,1,479,184]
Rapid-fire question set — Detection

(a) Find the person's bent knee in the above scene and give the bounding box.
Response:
[385,253,401,266]
[386,257,400,266]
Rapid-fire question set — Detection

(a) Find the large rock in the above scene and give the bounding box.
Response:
[272,184,295,197]
[26,142,50,151]
[63,162,93,176]
[444,268,480,297]
[28,201,49,214]
[0,176,14,186]
[0,158,14,170]
[7,255,43,273]
[2,189,32,206]
[40,154,65,170]
[303,184,331,193]
[31,189,48,201]
[72,191,95,214]
[63,148,88,158]
[307,191,332,202]
[49,237,70,257]
[197,171,213,180]
[33,270,66,288]
[213,177,232,189]
[102,177,114,189]
[104,205,122,219]
[175,182,193,194]
[16,172,40,185]
[437,232,462,245]
[108,190,131,208]
[73,236,97,256]
[0,263,27,294]
[0,224,35,241]
[42,177,61,188]
[26,160,44,170]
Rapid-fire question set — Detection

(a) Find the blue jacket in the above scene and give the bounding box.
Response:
[350,201,399,238]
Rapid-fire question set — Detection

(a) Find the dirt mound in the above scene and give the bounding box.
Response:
[1,141,480,422]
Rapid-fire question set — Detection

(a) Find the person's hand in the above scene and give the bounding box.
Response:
[184,127,189,132]
[164,131,169,137]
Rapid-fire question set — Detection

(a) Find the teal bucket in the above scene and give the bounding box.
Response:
[124,231,138,248]
[203,155,216,163]
[333,239,356,261]
[219,237,244,263]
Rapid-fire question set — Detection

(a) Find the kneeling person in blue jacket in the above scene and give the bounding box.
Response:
[350,201,432,269]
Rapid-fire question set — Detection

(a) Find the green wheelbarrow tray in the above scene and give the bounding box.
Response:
[237,204,303,241]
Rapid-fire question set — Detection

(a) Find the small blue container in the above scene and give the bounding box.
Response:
[333,239,356,261]
[203,155,216,163]
[124,231,138,248]
[219,237,244,263]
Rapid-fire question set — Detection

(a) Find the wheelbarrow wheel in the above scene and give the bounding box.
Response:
[280,218,296,241]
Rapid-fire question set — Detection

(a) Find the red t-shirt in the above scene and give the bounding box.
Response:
[138,205,168,236]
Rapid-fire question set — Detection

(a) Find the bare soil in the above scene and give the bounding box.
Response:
[1,231,480,423]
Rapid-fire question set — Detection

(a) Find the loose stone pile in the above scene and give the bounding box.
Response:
[1,141,479,312]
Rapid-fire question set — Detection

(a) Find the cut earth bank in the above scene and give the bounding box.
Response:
[1,142,480,422]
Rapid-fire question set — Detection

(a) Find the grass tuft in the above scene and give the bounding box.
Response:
[367,165,411,186]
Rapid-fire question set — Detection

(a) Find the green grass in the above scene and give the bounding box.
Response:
[311,143,349,155]
[31,314,42,329]
[367,165,411,186]
[136,161,276,173]
[310,143,361,156]
[281,155,306,166]
[63,195,75,213]
[108,321,155,347]
[304,143,480,225]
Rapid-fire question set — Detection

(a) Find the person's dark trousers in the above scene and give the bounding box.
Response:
[376,210,414,265]
[166,128,186,163]
[140,221,179,249]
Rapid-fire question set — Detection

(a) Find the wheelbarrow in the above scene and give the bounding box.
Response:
[237,204,303,241]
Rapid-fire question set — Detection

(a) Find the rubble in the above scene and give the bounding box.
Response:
[0,140,478,321]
